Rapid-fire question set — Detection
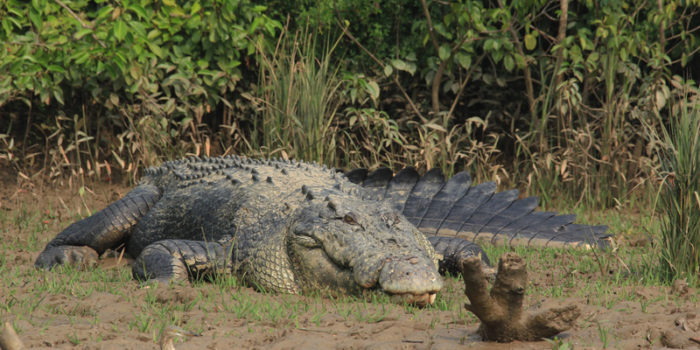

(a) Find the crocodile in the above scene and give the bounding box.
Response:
[34,155,610,305]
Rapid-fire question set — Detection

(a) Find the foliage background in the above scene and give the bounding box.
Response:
[1,0,699,204]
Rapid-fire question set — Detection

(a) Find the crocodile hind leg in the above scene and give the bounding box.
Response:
[35,184,161,269]
[428,236,492,276]
[132,240,232,283]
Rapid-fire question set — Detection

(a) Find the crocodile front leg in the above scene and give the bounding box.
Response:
[428,236,491,276]
[132,240,232,283]
[35,184,161,269]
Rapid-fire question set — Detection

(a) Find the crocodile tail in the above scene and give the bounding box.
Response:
[345,167,611,248]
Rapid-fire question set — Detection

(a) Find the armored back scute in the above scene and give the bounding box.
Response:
[346,167,610,248]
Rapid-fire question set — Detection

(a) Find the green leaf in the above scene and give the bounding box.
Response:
[52,86,64,105]
[190,2,201,15]
[456,52,471,69]
[96,5,114,19]
[147,42,164,58]
[129,4,148,19]
[391,59,408,72]
[366,80,380,101]
[524,34,536,51]
[391,59,416,75]
[112,53,126,73]
[114,20,127,41]
[2,19,12,35]
[74,28,93,40]
[438,44,450,61]
[383,64,393,77]
[491,49,503,63]
[579,35,592,51]
[29,9,42,29]
[405,62,417,76]
[504,55,514,72]
[484,38,494,51]
[47,65,66,73]
[587,51,599,63]
[147,29,161,40]
[129,21,147,38]
[72,51,90,65]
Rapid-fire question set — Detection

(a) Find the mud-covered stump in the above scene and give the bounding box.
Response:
[0,321,24,350]
[462,252,580,342]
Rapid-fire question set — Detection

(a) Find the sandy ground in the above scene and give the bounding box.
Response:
[1,178,699,349]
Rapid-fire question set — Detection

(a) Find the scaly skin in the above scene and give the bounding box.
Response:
[36,156,452,304]
[35,155,610,305]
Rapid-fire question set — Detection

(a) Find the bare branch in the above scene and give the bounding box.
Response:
[420,0,441,53]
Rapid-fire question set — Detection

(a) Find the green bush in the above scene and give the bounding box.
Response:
[1,0,699,211]
[0,0,280,179]
[1,0,279,108]
[259,0,699,205]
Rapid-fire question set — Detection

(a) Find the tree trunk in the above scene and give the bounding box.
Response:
[462,253,580,342]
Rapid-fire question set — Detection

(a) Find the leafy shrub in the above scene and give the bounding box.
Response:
[262,0,698,205]
[0,0,280,180]
[1,0,699,213]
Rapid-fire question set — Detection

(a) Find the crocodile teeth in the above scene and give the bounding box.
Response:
[388,292,437,307]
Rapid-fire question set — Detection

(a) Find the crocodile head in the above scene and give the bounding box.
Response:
[287,194,443,306]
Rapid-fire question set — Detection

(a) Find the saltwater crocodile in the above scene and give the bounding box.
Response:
[35,155,609,305]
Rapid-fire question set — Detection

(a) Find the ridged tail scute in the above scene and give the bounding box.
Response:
[382,168,420,212]
[358,167,394,200]
[347,167,611,248]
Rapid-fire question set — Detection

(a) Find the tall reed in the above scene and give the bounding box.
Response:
[654,100,700,281]
[254,26,344,166]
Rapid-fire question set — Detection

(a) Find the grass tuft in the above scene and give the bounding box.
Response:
[653,99,700,281]
[252,23,344,165]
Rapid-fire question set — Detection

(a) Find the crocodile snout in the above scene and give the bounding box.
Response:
[378,255,443,300]
[352,254,443,305]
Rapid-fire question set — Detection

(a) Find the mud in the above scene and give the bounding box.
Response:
[1,179,698,349]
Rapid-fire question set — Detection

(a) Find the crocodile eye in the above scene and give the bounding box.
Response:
[343,213,359,226]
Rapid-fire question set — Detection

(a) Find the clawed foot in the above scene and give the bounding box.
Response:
[35,246,99,270]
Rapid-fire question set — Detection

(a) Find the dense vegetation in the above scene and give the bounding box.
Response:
[1,0,699,278]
